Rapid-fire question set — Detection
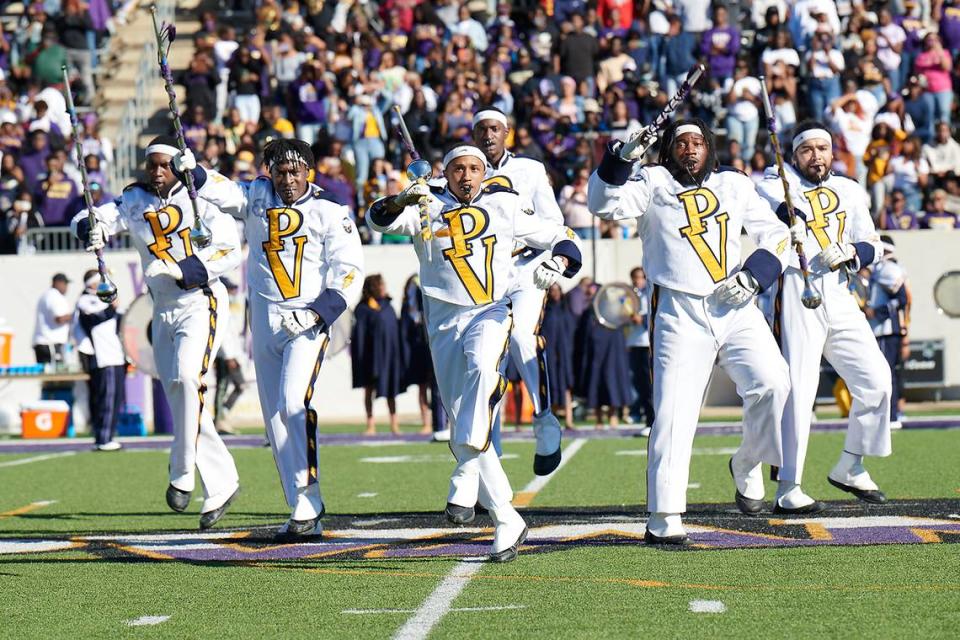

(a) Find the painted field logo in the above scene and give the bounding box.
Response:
[2,504,958,562]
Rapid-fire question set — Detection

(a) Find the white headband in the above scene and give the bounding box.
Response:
[84,273,101,288]
[268,149,309,171]
[793,128,832,148]
[472,110,509,128]
[674,124,703,137]
[145,144,180,158]
[443,145,487,168]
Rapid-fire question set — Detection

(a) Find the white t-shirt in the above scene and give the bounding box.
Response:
[32,288,71,346]
[889,156,930,191]
[761,48,801,68]
[676,0,712,32]
[807,49,845,79]
[877,23,906,71]
[726,76,762,122]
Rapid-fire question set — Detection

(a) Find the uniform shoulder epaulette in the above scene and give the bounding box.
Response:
[429,184,445,195]
[482,175,514,190]
[481,182,519,196]
[313,189,339,203]
[716,165,748,176]
[123,181,151,193]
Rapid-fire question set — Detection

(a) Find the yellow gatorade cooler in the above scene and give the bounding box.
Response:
[0,325,12,366]
[21,401,70,438]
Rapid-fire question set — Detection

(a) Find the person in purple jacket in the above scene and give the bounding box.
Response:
[34,152,78,227]
[700,4,740,84]
[939,0,960,52]
[20,129,51,194]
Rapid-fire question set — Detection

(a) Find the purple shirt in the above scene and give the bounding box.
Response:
[880,209,919,230]
[314,174,356,214]
[35,175,79,226]
[941,5,960,51]
[701,26,740,79]
[20,150,51,193]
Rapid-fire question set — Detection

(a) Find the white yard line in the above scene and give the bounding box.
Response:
[392,561,484,640]
[125,615,171,627]
[346,605,525,615]
[0,451,76,468]
[688,600,726,614]
[615,446,739,457]
[514,438,587,507]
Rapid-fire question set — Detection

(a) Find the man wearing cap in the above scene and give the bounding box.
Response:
[74,269,125,451]
[588,119,791,544]
[32,273,73,365]
[472,106,568,476]
[866,236,909,430]
[173,138,364,541]
[70,135,243,530]
[757,120,891,512]
[368,143,582,561]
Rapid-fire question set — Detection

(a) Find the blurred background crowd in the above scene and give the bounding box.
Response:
[1,0,959,253]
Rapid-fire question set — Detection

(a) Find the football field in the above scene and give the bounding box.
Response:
[1,425,959,639]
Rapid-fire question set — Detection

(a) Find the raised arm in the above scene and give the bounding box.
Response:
[587,144,653,221]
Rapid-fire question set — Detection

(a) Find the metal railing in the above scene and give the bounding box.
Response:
[18,228,133,255]
[108,0,176,194]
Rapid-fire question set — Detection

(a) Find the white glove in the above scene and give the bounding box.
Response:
[86,219,105,252]
[279,309,320,338]
[715,270,758,306]
[144,260,183,281]
[173,148,197,173]
[821,242,856,270]
[395,182,430,208]
[533,256,566,290]
[789,219,806,245]
[618,128,656,161]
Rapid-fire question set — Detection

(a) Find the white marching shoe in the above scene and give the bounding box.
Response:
[644,513,689,545]
[488,504,527,562]
[828,452,887,504]
[532,411,562,475]
[774,482,825,514]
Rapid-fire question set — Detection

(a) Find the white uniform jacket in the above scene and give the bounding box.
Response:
[367,182,582,307]
[588,154,790,295]
[190,174,364,330]
[71,170,243,306]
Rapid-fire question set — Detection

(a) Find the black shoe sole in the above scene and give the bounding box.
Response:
[827,477,888,504]
[729,459,765,514]
[445,503,475,525]
[287,510,325,535]
[643,530,691,546]
[773,500,826,515]
[165,485,191,513]
[489,526,528,562]
[199,487,240,530]
[533,448,561,476]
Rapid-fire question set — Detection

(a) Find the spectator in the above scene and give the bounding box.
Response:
[923,122,960,185]
[351,274,402,436]
[555,14,599,89]
[178,51,219,124]
[675,0,713,38]
[399,274,435,436]
[701,4,740,84]
[762,29,800,101]
[913,32,954,124]
[229,45,267,125]
[29,28,68,89]
[724,59,762,161]
[878,189,920,230]
[923,189,960,229]
[888,135,930,212]
[662,15,699,97]
[864,122,905,217]
[574,296,631,429]
[74,269,124,451]
[32,272,72,364]
[34,151,78,226]
[348,90,388,194]
[560,166,597,239]
[452,3,488,52]
[625,267,654,432]
[806,31,845,119]
[902,75,936,143]
[540,282,576,429]
[314,157,356,216]
[212,26,239,122]
[865,238,909,429]
[876,8,907,94]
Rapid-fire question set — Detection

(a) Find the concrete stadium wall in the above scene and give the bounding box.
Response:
[0,230,957,432]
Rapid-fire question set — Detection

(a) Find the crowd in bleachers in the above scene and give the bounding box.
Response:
[2,0,959,254]
[0,0,135,253]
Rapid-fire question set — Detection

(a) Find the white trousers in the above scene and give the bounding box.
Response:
[251,301,328,521]
[777,268,892,485]
[153,282,239,513]
[424,297,516,508]
[505,260,550,414]
[647,287,788,514]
